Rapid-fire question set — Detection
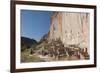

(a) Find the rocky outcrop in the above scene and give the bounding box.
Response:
[30,12,90,61]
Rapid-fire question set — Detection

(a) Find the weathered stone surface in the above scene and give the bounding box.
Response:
[49,12,89,49]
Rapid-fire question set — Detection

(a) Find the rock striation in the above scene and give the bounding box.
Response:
[49,12,89,49]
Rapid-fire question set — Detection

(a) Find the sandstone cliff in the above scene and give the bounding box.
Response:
[49,12,89,49]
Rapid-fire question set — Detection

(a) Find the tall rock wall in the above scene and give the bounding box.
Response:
[49,12,89,49]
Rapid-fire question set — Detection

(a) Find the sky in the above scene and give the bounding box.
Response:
[21,10,51,41]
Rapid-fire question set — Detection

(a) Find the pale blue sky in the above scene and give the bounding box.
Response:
[21,10,52,41]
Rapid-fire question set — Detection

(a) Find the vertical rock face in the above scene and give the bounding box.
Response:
[49,12,89,49]
[49,12,62,41]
